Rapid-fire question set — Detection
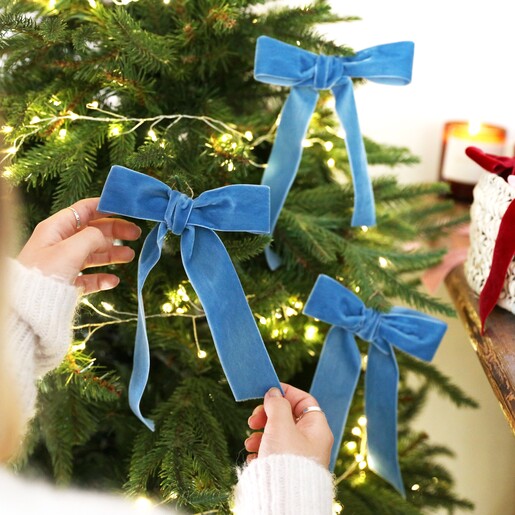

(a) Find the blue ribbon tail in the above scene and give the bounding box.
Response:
[261,87,319,269]
[181,227,282,399]
[366,343,406,496]
[333,82,376,227]
[128,223,167,431]
[310,326,362,471]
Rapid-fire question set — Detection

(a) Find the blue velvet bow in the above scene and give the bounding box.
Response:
[303,275,447,495]
[254,36,414,269]
[98,165,282,430]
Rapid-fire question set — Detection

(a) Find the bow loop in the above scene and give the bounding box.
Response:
[164,190,194,235]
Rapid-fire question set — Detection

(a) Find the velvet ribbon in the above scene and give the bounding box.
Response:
[303,275,447,495]
[254,36,414,269]
[98,165,281,430]
[466,146,515,332]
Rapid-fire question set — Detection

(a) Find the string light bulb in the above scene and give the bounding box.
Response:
[30,116,41,124]
[1,126,13,134]
[197,349,207,359]
[58,128,67,139]
[100,301,114,312]
[327,158,336,168]
[378,256,388,268]
[411,484,420,491]
[304,324,318,341]
[161,302,173,314]
[244,130,253,141]
[358,415,367,427]
[324,141,334,151]
[148,129,158,142]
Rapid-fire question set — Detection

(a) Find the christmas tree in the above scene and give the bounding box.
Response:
[1,0,477,513]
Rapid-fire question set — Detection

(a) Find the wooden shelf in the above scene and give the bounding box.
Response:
[445,264,515,433]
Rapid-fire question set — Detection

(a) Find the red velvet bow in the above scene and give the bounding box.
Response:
[466,146,515,333]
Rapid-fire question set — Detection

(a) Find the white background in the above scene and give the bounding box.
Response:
[316,2,515,513]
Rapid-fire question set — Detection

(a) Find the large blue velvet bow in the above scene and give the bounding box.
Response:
[98,165,281,430]
[255,36,414,269]
[304,275,447,495]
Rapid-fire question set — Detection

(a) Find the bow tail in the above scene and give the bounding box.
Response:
[309,327,362,471]
[479,199,515,333]
[261,87,319,270]
[333,82,376,227]
[181,227,282,400]
[365,343,405,496]
[129,223,167,431]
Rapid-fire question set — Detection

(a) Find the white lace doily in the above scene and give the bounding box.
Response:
[465,171,515,314]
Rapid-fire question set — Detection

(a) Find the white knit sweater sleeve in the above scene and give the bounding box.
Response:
[6,259,79,423]
[233,454,335,514]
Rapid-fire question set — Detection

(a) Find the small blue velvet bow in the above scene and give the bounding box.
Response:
[254,36,414,269]
[98,165,281,430]
[303,275,447,496]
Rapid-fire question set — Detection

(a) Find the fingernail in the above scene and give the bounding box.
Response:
[135,225,142,237]
[267,387,282,398]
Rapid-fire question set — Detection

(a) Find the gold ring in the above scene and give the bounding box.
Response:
[68,206,81,229]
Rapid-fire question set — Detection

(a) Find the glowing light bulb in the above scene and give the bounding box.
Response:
[48,0,56,9]
[271,329,280,338]
[58,128,67,139]
[87,101,99,109]
[345,441,357,452]
[148,129,158,142]
[4,146,17,155]
[30,116,41,124]
[88,0,97,7]
[274,312,282,319]
[1,125,13,134]
[284,307,297,317]
[411,483,420,491]
[354,286,360,293]
[296,40,301,46]
[197,349,207,359]
[355,453,365,463]
[259,317,267,325]
[304,324,318,341]
[134,496,153,509]
[378,256,388,268]
[161,302,173,314]
[244,130,253,141]
[358,460,367,470]
[327,158,336,168]
[361,225,369,233]
[101,302,114,311]
[227,161,234,172]
[302,139,313,148]
[163,0,170,4]
[176,307,186,314]
[110,126,121,137]
[220,133,231,143]
[358,415,367,427]
[68,111,79,121]
[177,285,190,301]
[332,502,343,514]
[324,141,334,151]
[2,168,13,178]
[351,426,362,437]
[293,300,303,310]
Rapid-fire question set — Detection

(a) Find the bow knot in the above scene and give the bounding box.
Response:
[313,54,344,89]
[164,190,193,235]
[356,306,383,345]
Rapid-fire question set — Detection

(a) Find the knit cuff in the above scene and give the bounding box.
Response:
[7,258,79,376]
[233,454,335,515]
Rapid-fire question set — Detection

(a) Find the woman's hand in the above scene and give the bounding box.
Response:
[17,198,141,294]
[244,382,334,468]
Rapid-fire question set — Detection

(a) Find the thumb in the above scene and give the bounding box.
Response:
[263,387,296,432]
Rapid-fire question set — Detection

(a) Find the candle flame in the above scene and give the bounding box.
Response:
[468,120,482,136]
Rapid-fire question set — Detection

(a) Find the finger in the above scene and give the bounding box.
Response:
[244,432,263,453]
[263,387,296,432]
[75,273,120,294]
[246,453,258,464]
[83,246,136,269]
[280,382,321,420]
[34,198,106,243]
[54,226,110,269]
[248,405,267,430]
[89,218,142,241]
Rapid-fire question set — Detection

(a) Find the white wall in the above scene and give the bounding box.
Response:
[316,2,515,513]
[321,0,515,184]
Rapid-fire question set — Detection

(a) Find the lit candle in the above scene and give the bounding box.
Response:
[439,120,506,202]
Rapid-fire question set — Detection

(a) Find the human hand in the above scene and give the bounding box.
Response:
[244,382,334,468]
[17,197,141,294]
